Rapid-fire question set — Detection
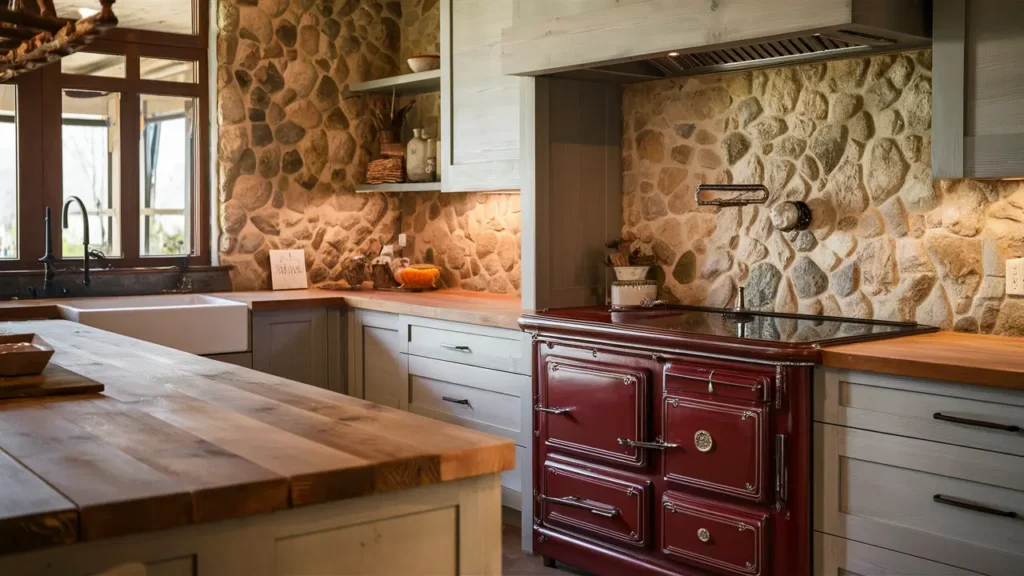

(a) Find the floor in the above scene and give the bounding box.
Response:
[502,523,591,576]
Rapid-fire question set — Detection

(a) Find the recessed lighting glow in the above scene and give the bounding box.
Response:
[77,7,99,18]
[668,52,680,57]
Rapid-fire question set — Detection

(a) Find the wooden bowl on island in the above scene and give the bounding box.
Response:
[407,54,440,73]
[0,334,55,377]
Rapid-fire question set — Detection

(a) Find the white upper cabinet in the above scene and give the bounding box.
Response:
[441,0,521,193]
[933,0,1024,178]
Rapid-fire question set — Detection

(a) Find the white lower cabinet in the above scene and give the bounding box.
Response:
[814,532,983,576]
[345,310,534,551]
[347,310,406,409]
[815,368,1024,576]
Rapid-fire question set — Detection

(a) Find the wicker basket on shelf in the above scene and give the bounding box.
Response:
[365,157,404,184]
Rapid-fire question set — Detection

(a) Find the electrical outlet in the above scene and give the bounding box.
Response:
[398,234,408,248]
[1008,258,1024,296]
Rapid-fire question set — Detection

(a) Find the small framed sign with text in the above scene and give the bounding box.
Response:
[269,250,308,290]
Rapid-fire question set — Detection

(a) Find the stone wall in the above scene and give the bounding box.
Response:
[622,50,1024,336]
[216,0,521,295]
[217,0,404,290]
[400,192,522,294]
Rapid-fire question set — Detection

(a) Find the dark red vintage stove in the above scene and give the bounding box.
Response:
[518,304,935,576]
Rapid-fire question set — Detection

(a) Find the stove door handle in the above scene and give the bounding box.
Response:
[539,495,619,518]
[535,405,573,415]
[617,437,678,450]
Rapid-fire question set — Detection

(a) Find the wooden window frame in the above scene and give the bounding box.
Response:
[0,2,209,271]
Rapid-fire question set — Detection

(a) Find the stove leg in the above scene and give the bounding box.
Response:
[542,556,556,568]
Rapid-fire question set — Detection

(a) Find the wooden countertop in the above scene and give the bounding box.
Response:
[0,320,514,556]
[821,331,1024,391]
[217,289,525,330]
[0,289,525,330]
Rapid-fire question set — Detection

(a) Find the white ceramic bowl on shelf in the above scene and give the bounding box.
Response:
[407,55,441,73]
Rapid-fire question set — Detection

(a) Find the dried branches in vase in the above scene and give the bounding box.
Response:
[0,0,118,82]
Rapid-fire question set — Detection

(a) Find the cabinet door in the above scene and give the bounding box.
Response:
[441,0,520,192]
[348,310,406,410]
[252,308,328,388]
[934,0,1024,178]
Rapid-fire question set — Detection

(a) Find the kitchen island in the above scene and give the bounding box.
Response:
[0,320,514,576]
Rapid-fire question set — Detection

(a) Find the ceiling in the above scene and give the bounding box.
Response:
[54,0,195,36]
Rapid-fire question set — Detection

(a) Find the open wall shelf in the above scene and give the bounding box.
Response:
[347,69,441,96]
[355,182,442,193]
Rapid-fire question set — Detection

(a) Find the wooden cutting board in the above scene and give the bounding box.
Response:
[0,364,105,400]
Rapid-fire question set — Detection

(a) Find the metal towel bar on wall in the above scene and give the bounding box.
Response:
[695,184,770,207]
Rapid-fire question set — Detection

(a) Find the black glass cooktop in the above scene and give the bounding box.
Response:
[606,305,926,344]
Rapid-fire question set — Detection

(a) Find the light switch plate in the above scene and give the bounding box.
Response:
[1008,258,1024,296]
[398,233,408,247]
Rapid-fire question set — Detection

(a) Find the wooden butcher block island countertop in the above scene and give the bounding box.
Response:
[822,330,1024,391]
[0,320,514,557]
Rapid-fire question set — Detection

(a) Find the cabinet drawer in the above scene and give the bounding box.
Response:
[407,355,527,443]
[663,395,769,503]
[665,360,773,404]
[540,356,650,467]
[405,317,529,374]
[814,532,983,576]
[541,459,651,548]
[817,368,1024,457]
[815,423,1024,576]
[662,492,768,576]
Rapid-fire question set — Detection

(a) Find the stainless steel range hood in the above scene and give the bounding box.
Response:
[502,0,932,83]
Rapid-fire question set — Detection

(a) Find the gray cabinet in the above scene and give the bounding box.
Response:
[933,0,1024,178]
[441,0,521,192]
[346,310,406,409]
[252,308,343,391]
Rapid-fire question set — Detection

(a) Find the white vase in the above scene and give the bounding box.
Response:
[406,129,429,182]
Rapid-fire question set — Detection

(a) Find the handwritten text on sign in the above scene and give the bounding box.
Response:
[270,250,308,290]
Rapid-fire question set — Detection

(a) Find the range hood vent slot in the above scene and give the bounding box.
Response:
[598,32,902,81]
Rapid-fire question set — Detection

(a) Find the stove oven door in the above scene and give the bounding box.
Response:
[662,394,770,503]
[662,491,769,576]
[540,458,651,547]
[539,356,650,467]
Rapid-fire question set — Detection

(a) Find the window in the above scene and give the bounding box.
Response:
[141,95,196,256]
[0,85,16,259]
[62,90,121,257]
[0,12,209,271]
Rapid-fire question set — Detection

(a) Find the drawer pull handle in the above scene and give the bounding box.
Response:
[617,436,679,450]
[442,396,471,406]
[694,430,714,453]
[668,371,762,392]
[697,528,711,543]
[539,495,619,518]
[535,405,573,415]
[933,494,1018,518]
[933,412,1021,433]
[440,344,472,353]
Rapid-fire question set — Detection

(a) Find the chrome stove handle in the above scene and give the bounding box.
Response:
[617,436,678,450]
[539,495,619,518]
[535,405,573,415]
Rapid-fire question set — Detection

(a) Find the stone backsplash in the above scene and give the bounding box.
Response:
[400,193,522,294]
[622,50,1024,336]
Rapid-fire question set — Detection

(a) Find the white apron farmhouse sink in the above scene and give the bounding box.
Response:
[57,294,249,355]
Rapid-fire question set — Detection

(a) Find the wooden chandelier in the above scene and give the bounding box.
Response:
[0,0,118,82]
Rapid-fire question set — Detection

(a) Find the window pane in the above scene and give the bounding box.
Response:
[140,94,195,256]
[62,90,120,258]
[0,84,16,259]
[140,58,198,83]
[61,52,126,78]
